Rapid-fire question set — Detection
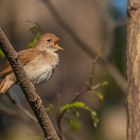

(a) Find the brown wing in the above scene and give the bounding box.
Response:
[0,66,12,78]
[0,48,40,78]
[18,48,40,65]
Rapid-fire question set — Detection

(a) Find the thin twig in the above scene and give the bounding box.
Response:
[7,93,37,122]
[88,47,102,88]
[57,51,101,138]
[41,0,126,93]
[0,103,19,117]
[0,27,59,140]
[57,88,87,131]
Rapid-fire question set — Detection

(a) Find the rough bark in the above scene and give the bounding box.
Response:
[0,27,59,140]
[127,0,140,140]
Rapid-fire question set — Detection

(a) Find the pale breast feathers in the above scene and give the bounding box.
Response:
[0,48,59,84]
[0,48,39,78]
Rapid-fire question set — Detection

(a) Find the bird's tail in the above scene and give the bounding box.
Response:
[0,74,15,96]
[0,77,7,96]
[0,78,5,95]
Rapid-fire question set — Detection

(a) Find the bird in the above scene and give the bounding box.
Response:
[0,33,63,96]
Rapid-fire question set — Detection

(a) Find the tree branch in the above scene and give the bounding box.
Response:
[0,27,59,140]
[127,1,140,139]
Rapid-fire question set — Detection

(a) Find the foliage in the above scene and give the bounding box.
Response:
[46,101,99,128]
[60,102,85,113]
[68,119,82,132]
[95,92,104,100]
[0,23,42,58]
[45,81,108,130]
[60,101,99,127]
[46,104,56,114]
[0,49,4,58]
[27,23,42,48]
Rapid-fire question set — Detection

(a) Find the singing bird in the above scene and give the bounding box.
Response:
[0,33,63,96]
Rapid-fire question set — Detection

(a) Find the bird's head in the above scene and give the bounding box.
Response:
[36,33,63,52]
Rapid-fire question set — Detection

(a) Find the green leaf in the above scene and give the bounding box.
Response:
[68,119,82,132]
[0,23,42,58]
[90,111,100,127]
[71,108,80,117]
[60,101,99,127]
[60,102,85,113]
[81,105,99,127]
[95,92,104,100]
[27,23,42,48]
[46,104,56,113]
[101,81,108,86]
[0,49,4,57]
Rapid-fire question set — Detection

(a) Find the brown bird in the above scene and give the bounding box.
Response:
[0,33,63,96]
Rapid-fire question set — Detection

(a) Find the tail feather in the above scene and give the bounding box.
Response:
[0,73,16,96]
[0,78,7,96]
[0,74,5,93]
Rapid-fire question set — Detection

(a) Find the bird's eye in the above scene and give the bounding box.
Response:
[47,38,52,42]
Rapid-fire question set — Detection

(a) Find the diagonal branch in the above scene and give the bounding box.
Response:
[41,0,126,93]
[0,27,59,140]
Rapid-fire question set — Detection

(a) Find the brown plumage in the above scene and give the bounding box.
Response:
[0,33,63,96]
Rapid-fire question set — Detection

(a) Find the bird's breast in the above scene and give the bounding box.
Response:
[24,54,59,84]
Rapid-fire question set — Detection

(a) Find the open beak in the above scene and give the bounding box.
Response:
[55,43,64,50]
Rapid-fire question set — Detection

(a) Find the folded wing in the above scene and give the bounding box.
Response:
[0,48,40,79]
